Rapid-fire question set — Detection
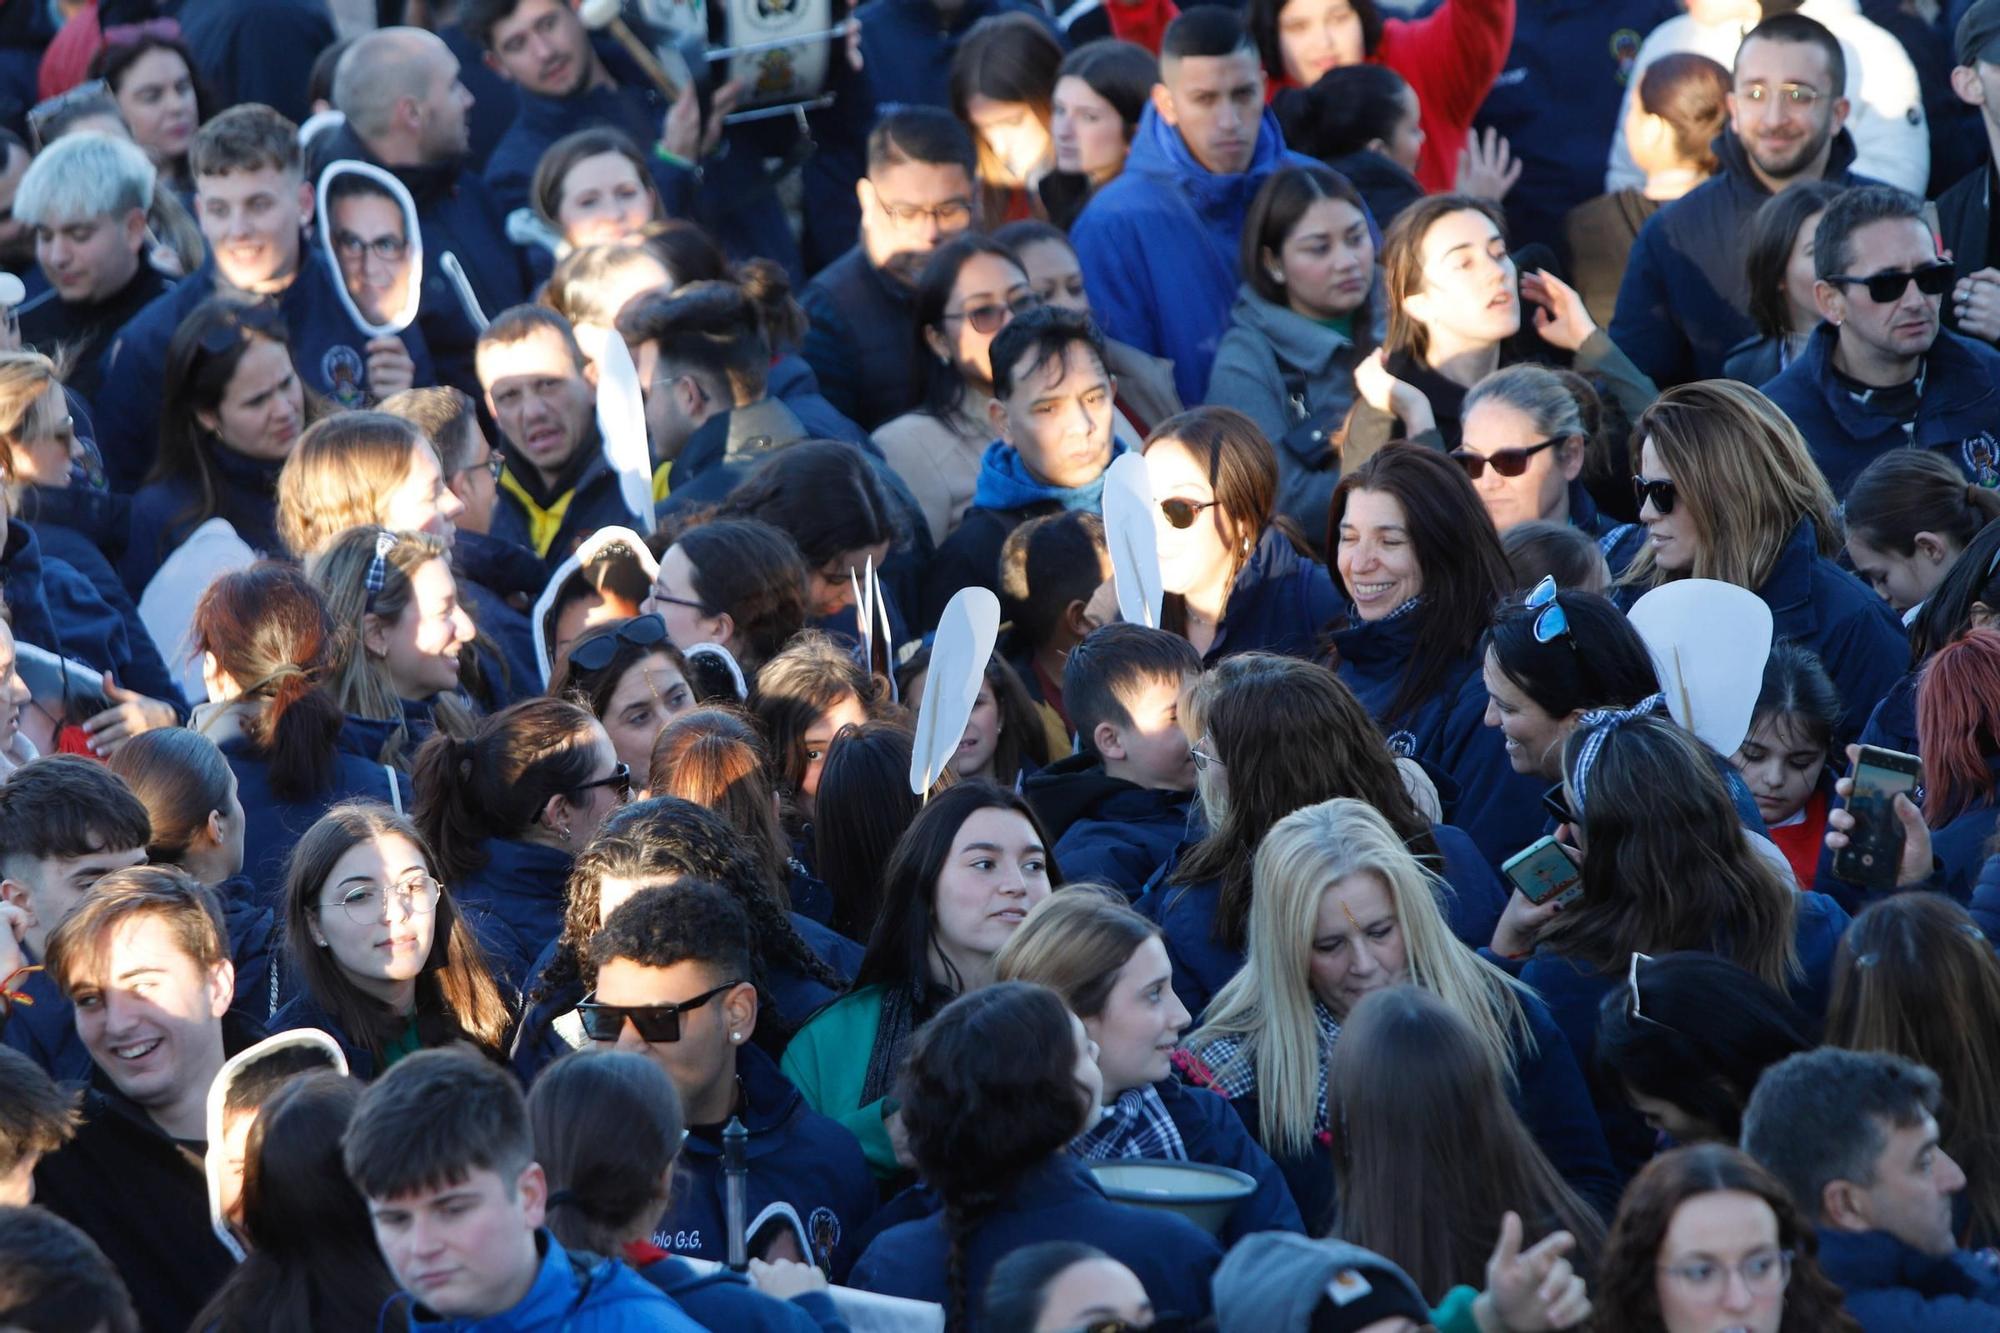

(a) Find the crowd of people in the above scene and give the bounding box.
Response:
[0,0,1995,1327]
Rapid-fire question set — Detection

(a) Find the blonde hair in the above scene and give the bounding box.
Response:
[307,525,476,768]
[276,412,433,557]
[994,886,1159,1020]
[1620,380,1840,591]
[1188,798,1535,1156]
[0,351,67,479]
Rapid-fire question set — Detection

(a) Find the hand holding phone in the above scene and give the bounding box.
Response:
[1502,834,1584,908]
[1827,744,1928,889]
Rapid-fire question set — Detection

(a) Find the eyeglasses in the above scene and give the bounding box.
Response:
[456,452,505,483]
[1451,437,1559,480]
[1633,475,1678,516]
[944,291,1041,335]
[1823,261,1955,305]
[570,762,633,803]
[1627,951,1677,1033]
[1525,574,1574,649]
[1657,1249,1794,1301]
[1159,497,1221,529]
[1190,741,1219,772]
[648,582,714,617]
[322,874,441,924]
[567,614,668,674]
[334,230,409,263]
[577,980,744,1043]
[876,197,975,230]
[1737,81,1824,106]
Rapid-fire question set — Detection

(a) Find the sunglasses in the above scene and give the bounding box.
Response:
[946,291,1042,334]
[1525,574,1573,648]
[577,980,743,1043]
[1633,475,1677,516]
[570,762,633,803]
[1451,437,1559,480]
[1824,261,1955,305]
[1159,496,1221,529]
[567,614,668,674]
[1540,782,1574,829]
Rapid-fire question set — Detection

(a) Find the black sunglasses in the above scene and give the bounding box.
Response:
[1451,437,1559,480]
[1541,781,1574,829]
[1159,496,1221,529]
[577,980,744,1043]
[570,762,633,802]
[1633,475,1677,516]
[1824,260,1955,305]
[567,614,669,674]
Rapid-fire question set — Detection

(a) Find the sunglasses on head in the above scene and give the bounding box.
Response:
[577,980,744,1043]
[1633,475,1677,516]
[1524,574,1575,649]
[567,614,669,674]
[949,291,1042,334]
[1824,260,1955,305]
[1451,437,1559,480]
[1159,496,1221,529]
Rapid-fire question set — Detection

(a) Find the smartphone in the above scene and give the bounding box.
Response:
[1832,745,1922,889]
[1502,834,1584,908]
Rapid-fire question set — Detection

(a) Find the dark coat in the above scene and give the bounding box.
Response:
[632,1255,844,1333]
[120,443,286,596]
[1814,1227,2000,1332]
[1025,753,1194,900]
[1196,527,1342,665]
[453,528,547,705]
[0,520,181,712]
[15,263,171,409]
[798,244,919,431]
[449,836,574,995]
[13,485,178,707]
[221,729,411,913]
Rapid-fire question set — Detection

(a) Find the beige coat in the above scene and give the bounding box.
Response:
[873,392,996,548]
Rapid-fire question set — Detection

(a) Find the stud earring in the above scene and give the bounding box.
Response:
[1268,269,1285,284]
[730,1031,742,1043]
[558,822,574,843]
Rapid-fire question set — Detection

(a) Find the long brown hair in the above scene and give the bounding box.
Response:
[1329,986,1604,1303]
[280,803,511,1063]
[1380,194,1507,362]
[1172,654,1440,953]
[646,707,792,903]
[1593,1144,1859,1332]
[409,696,601,886]
[1827,894,2000,1246]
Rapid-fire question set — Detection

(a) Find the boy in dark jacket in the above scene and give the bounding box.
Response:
[1026,624,1200,899]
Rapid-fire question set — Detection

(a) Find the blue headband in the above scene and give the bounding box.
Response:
[1569,693,1666,814]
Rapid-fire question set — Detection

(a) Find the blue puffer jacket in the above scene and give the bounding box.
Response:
[14,486,178,707]
[1139,821,1505,1021]
[401,1231,705,1331]
[1762,323,2000,498]
[1198,527,1342,665]
[631,1256,844,1333]
[1610,129,1871,385]
[1328,605,1548,867]
[1814,1228,2000,1332]
[652,1044,877,1280]
[1025,753,1195,900]
[449,837,574,996]
[1073,104,1318,405]
[797,245,919,432]
[849,1156,1222,1330]
[94,254,433,494]
[120,444,288,597]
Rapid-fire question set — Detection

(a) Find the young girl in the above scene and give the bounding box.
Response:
[1731,643,1841,891]
[753,631,881,837]
[900,648,1053,788]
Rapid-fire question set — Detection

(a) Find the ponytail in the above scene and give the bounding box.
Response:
[258,662,344,803]
[1845,451,2000,557]
[410,697,601,885]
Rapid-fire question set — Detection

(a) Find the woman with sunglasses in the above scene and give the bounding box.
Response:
[1141,407,1340,665]
[783,782,1056,1178]
[1147,654,1508,1021]
[512,796,852,1082]
[1607,380,1906,749]
[549,615,695,779]
[874,235,1040,548]
[1184,797,1612,1231]
[124,298,316,595]
[1328,442,1546,867]
[411,695,627,993]
[1454,364,1610,535]
[267,801,511,1079]
[1592,1143,1859,1333]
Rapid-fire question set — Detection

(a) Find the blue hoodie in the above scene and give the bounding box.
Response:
[1813,1228,2000,1332]
[1196,527,1342,665]
[94,253,434,494]
[450,837,575,996]
[1072,103,1318,405]
[401,1230,704,1332]
[652,1043,878,1280]
[1763,323,2000,498]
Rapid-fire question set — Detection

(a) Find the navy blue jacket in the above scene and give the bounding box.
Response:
[798,245,918,431]
[852,0,1057,111]
[1138,821,1506,1021]
[1611,130,1870,385]
[314,122,527,397]
[1814,1228,2000,1331]
[0,522,179,715]
[1025,753,1193,900]
[777,912,863,1027]
[13,486,178,707]
[451,836,574,995]
[1328,607,1548,867]
[454,528,545,705]
[1762,323,2000,497]
[94,253,433,494]
[173,0,334,124]
[223,730,410,913]
[653,1043,876,1280]
[633,1256,845,1333]
[1148,1076,1305,1244]
[120,444,287,596]
[765,356,870,446]
[1859,670,1920,758]
[493,425,645,574]
[850,1156,1222,1329]
[1198,527,1341,665]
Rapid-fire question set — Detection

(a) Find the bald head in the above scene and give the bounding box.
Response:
[334,27,472,164]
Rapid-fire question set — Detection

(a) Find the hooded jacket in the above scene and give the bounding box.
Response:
[1812,1228,2000,1331]
[1610,128,1874,385]
[13,485,178,706]
[402,1230,705,1332]
[1073,103,1317,404]
[94,252,434,494]
[1026,752,1195,900]
[0,520,182,712]
[1762,323,2000,498]
[652,1043,877,1280]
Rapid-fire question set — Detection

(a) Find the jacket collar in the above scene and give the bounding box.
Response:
[1756,517,1822,633]
[477,835,575,890]
[15,482,128,546]
[1328,595,1425,671]
[1205,526,1314,658]
[1711,127,1861,201]
[1814,1227,1992,1300]
[678,1044,804,1158]
[972,438,1126,513]
[1124,101,1293,216]
[321,121,465,207]
[1226,281,1381,374]
[1802,320,1997,423]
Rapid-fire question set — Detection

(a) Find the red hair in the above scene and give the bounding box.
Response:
[1916,629,2000,826]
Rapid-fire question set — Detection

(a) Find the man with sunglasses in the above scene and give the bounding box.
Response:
[1763,184,2000,498]
[1612,13,1875,387]
[586,881,875,1278]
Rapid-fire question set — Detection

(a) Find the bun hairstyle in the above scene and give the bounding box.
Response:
[409,696,602,885]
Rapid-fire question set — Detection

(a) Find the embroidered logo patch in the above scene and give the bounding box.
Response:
[321,343,367,410]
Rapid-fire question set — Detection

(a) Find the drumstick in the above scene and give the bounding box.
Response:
[577,0,685,102]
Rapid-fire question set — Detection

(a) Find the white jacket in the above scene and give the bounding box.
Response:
[1604,0,1928,196]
